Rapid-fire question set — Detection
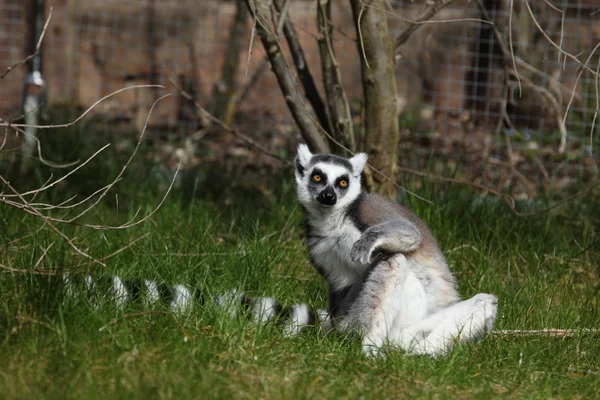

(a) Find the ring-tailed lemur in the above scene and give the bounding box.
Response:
[60,145,496,357]
[294,144,498,357]
[60,272,326,335]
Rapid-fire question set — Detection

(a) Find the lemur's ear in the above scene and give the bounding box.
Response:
[349,152,368,176]
[295,144,313,177]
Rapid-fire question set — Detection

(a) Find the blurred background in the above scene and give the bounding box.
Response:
[1,0,599,200]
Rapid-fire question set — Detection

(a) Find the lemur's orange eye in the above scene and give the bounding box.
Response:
[312,174,322,183]
[339,180,348,188]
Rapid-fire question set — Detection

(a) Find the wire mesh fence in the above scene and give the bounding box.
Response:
[1,0,599,195]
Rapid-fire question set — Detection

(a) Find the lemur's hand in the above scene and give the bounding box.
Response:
[350,228,382,265]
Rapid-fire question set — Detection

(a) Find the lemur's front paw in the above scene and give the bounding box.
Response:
[350,241,374,265]
[351,232,380,265]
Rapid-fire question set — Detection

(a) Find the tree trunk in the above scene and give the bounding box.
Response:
[349,0,400,198]
[246,0,330,154]
[210,1,248,126]
[273,0,332,137]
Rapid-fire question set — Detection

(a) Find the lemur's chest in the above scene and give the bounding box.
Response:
[307,216,366,290]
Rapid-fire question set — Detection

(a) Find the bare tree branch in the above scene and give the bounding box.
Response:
[317,0,356,154]
[245,0,330,154]
[231,56,269,107]
[475,0,569,154]
[0,7,53,79]
[393,0,455,53]
[210,1,249,126]
[272,0,333,136]
[0,174,103,266]
[2,85,165,129]
[170,77,291,166]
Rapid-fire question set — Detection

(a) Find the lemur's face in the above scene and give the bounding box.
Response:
[295,144,367,211]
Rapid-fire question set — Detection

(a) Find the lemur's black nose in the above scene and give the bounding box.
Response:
[317,187,337,205]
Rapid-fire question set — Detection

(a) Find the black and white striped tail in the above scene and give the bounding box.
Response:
[61,273,332,335]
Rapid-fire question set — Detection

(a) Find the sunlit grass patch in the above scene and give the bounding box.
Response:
[1,176,599,399]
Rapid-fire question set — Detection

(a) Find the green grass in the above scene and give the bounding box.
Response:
[1,154,599,399]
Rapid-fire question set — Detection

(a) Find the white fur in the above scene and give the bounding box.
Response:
[84,275,96,292]
[356,254,427,357]
[317,309,333,331]
[216,289,244,318]
[307,212,366,290]
[62,273,74,298]
[397,293,498,355]
[284,304,312,336]
[349,153,368,176]
[295,146,368,290]
[359,256,497,357]
[83,275,99,308]
[112,276,129,308]
[296,144,313,170]
[144,280,161,305]
[295,145,498,358]
[252,297,278,323]
[170,284,192,313]
[294,144,366,216]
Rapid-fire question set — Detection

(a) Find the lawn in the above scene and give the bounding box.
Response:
[1,150,599,399]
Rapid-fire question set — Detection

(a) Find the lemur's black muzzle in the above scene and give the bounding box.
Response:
[317,186,337,205]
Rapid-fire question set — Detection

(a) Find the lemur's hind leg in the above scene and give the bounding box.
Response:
[392,293,498,356]
[339,254,428,358]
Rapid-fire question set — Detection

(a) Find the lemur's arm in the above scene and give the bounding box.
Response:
[350,219,422,265]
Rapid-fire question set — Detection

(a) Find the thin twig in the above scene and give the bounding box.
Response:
[523,0,599,78]
[392,0,456,53]
[273,0,332,135]
[32,242,55,270]
[0,145,110,198]
[561,41,600,153]
[492,328,600,337]
[397,164,600,217]
[357,4,370,69]
[245,0,330,153]
[151,251,251,257]
[508,0,521,96]
[0,7,53,79]
[275,0,290,36]
[0,175,103,266]
[232,56,269,106]
[170,77,290,165]
[0,233,149,275]
[3,85,165,129]
[317,0,355,151]
[475,0,568,154]
[0,223,45,250]
[64,93,173,225]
